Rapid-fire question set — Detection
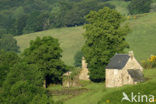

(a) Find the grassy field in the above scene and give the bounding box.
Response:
[47,69,156,104]
[15,26,85,66]
[126,12,156,61]
[15,12,156,66]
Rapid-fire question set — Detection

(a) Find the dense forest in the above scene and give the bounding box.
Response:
[0,0,153,36]
[0,0,115,35]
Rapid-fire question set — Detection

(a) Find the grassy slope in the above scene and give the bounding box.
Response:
[126,13,156,61]
[15,26,85,66]
[15,12,156,65]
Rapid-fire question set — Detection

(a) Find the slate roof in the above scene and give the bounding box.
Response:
[128,69,144,82]
[106,54,130,69]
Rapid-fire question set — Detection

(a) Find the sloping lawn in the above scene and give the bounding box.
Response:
[15,13,156,66]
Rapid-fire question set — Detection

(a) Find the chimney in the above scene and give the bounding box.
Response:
[82,57,87,69]
[129,51,134,59]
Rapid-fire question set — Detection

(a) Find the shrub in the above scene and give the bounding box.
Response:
[141,55,156,69]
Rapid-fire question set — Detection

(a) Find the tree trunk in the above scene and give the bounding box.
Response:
[43,80,47,88]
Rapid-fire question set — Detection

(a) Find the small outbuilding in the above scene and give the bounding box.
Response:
[105,51,144,88]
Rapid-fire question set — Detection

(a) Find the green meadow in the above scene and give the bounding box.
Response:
[15,12,156,66]
[15,26,85,66]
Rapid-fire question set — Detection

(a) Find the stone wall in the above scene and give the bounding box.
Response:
[122,70,134,85]
[105,69,135,88]
[63,79,81,88]
[82,57,87,69]
[105,69,123,87]
[63,75,81,88]
[79,68,89,80]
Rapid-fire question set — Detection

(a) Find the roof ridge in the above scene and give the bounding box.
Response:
[116,54,129,55]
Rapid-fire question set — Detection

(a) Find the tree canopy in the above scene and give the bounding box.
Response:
[23,36,67,85]
[0,0,114,35]
[0,62,53,104]
[82,7,129,82]
[0,50,20,87]
[0,34,19,52]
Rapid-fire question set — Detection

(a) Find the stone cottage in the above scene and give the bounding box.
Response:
[79,57,90,81]
[105,51,144,88]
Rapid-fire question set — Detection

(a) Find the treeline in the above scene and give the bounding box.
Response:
[0,0,154,36]
[128,0,152,14]
[0,0,114,35]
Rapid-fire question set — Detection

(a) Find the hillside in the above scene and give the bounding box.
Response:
[15,12,156,66]
[15,26,85,66]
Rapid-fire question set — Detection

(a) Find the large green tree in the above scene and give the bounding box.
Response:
[0,62,53,104]
[23,36,67,86]
[82,7,129,82]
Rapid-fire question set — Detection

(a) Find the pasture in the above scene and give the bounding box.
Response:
[15,13,156,66]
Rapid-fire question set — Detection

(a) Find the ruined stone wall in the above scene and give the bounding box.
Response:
[63,75,81,88]
[79,68,89,80]
[82,57,88,69]
[79,57,90,80]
